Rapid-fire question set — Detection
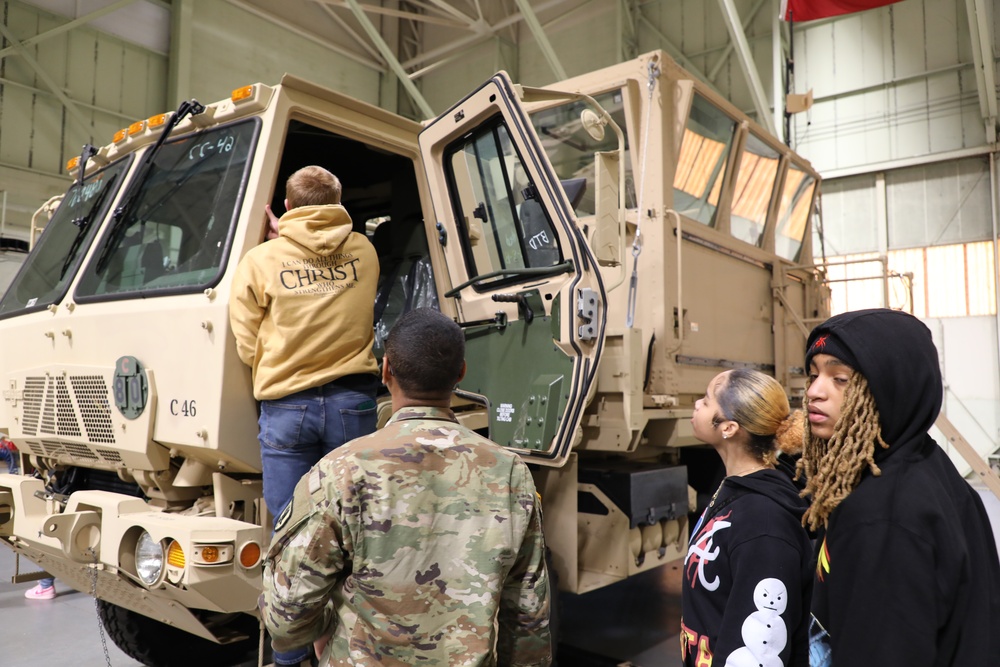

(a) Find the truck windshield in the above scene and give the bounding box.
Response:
[0,157,131,319]
[75,118,258,300]
[529,90,635,217]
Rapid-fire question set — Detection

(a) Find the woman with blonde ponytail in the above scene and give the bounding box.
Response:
[680,368,812,667]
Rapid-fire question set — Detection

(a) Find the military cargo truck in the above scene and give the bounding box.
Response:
[0,50,826,665]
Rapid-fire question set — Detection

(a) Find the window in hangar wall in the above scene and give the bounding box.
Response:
[817,157,997,318]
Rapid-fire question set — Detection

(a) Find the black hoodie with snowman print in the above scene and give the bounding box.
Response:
[681,468,813,667]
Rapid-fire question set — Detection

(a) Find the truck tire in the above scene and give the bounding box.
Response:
[97,600,262,667]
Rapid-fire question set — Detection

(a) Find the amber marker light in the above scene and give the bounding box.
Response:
[128,120,146,136]
[167,540,186,568]
[147,113,169,129]
[66,156,80,172]
[113,128,128,143]
[239,542,261,569]
[199,545,220,564]
[231,85,255,103]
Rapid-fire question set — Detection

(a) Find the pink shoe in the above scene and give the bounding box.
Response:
[24,583,56,600]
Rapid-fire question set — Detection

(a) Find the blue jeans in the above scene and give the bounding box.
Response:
[260,375,377,666]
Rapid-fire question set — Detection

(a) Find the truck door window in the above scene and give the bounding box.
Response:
[673,94,736,226]
[75,119,258,300]
[447,120,562,287]
[730,133,780,246]
[775,163,817,261]
[529,90,636,216]
[0,157,131,319]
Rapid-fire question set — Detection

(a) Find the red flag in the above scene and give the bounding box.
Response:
[781,0,905,22]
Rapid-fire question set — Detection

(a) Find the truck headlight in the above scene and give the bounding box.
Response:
[135,531,164,586]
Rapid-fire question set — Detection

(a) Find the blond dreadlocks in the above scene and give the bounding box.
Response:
[799,373,888,532]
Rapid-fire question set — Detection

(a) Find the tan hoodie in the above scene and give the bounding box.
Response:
[230,204,379,400]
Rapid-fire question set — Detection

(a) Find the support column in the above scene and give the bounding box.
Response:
[875,172,889,308]
[772,0,784,142]
[617,0,639,62]
[168,0,194,107]
[378,0,400,114]
[964,0,998,144]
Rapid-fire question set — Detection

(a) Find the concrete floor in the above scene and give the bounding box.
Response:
[0,545,144,667]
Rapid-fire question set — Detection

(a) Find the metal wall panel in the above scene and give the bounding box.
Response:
[0,1,168,235]
[790,0,985,172]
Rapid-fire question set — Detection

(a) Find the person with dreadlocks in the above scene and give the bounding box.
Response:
[801,308,1000,666]
[681,368,813,667]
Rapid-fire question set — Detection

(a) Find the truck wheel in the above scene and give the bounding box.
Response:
[97,600,262,667]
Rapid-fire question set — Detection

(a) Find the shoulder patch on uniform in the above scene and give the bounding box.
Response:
[274,498,294,532]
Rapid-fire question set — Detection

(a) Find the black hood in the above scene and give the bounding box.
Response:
[727,468,808,520]
[805,309,942,459]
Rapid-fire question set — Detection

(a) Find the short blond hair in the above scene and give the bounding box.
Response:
[286,166,342,208]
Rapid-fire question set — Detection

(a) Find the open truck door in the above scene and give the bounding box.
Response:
[419,73,607,467]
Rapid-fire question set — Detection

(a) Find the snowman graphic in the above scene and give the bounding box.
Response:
[725,578,788,667]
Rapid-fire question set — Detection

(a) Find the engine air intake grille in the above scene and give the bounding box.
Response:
[21,377,45,436]
[55,377,81,437]
[20,374,115,445]
[71,376,115,444]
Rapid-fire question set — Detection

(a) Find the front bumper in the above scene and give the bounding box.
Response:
[0,473,264,642]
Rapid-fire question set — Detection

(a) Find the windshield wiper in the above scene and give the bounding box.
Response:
[95,99,205,273]
[60,171,120,280]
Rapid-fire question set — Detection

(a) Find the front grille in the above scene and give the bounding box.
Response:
[20,374,115,445]
[56,377,81,437]
[40,377,56,435]
[21,378,45,436]
[71,376,115,444]
[62,442,99,461]
[96,449,122,463]
[15,373,119,465]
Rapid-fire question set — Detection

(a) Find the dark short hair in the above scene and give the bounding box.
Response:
[385,309,465,397]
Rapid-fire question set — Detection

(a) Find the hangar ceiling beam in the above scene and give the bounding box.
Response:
[227,0,383,70]
[421,0,480,28]
[716,0,777,137]
[343,0,435,118]
[512,0,567,80]
[398,0,573,72]
[964,0,998,144]
[708,0,768,82]
[0,0,138,61]
[0,21,94,138]
[314,1,386,63]
[321,0,468,28]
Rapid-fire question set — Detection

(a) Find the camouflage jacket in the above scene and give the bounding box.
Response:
[261,405,552,667]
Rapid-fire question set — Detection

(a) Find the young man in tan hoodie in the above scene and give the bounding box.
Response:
[229,166,380,666]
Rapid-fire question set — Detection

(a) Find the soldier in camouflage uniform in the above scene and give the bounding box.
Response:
[261,308,552,667]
